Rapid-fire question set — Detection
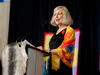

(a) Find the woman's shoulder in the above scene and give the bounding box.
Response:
[66,26,74,32]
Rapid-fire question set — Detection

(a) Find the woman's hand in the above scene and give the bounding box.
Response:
[37,46,50,53]
[37,46,44,50]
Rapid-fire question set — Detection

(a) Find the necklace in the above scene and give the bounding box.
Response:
[56,26,67,35]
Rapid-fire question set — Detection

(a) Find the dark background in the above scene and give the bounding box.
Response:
[8,0,100,75]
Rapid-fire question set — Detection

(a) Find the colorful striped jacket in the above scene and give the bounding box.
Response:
[51,26,75,71]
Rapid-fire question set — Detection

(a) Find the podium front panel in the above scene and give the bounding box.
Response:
[26,48,43,75]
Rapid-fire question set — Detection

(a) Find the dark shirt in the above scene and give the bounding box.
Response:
[49,29,66,49]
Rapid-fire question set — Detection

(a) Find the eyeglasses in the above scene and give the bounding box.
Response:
[53,13,63,16]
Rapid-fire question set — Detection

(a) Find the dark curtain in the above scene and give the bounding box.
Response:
[8,0,100,75]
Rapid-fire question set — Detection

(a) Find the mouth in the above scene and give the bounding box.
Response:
[56,19,60,22]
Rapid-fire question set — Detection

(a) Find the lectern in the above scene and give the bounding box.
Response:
[26,45,50,75]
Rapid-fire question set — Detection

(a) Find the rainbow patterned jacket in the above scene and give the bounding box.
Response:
[51,26,75,71]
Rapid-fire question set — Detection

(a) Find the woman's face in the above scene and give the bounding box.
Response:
[54,9,63,26]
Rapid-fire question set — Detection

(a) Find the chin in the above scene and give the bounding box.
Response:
[56,22,61,25]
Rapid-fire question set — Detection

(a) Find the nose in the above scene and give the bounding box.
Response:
[55,14,58,18]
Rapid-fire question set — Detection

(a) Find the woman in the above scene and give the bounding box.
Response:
[37,6,75,75]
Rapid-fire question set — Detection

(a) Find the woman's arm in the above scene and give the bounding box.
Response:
[37,46,58,55]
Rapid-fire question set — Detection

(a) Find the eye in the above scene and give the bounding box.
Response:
[19,44,21,47]
[53,14,56,16]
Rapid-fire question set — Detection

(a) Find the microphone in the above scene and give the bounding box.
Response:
[16,20,47,42]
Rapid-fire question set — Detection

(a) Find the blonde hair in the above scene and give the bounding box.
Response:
[50,6,73,26]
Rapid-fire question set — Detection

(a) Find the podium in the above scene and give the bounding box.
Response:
[26,45,50,75]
